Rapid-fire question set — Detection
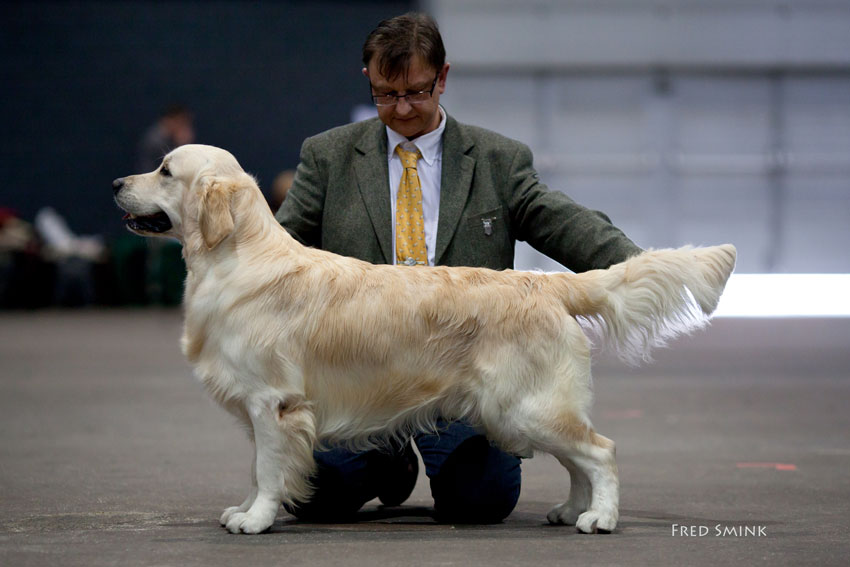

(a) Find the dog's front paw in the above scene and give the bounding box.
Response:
[220,506,245,527]
[225,510,275,534]
[221,489,259,526]
[575,509,618,534]
[547,502,583,526]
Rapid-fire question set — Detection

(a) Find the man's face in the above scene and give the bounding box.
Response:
[364,56,449,140]
[163,114,195,146]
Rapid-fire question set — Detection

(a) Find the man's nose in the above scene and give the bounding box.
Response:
[112,178,125,195]
[395,96,414,114]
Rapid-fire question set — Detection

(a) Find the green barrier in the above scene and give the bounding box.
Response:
[110,236,185,306]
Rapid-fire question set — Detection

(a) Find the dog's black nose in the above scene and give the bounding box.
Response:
[112,178,124,194]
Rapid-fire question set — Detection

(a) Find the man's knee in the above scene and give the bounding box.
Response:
[429,435,522,524]
[282,463,365,522]
[283,442,418,522]
[282,447,371,522]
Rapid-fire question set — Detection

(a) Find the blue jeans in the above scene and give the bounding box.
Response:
[286,420,522,524]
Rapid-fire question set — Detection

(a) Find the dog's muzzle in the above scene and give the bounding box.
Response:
[113,177,173,234]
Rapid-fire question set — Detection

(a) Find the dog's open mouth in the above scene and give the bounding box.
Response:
[123,212,173,233]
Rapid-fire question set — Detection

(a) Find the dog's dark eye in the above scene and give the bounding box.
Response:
[161,165,171,177]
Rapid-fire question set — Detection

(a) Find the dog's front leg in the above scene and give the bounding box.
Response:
[224,390,317,534]
[220,450,258,527]
[219,404,258,527]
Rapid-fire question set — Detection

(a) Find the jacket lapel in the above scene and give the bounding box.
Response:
[435,115,475,265]
[354,120,393,264]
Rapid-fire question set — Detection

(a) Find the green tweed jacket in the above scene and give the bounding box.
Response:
[275,113,641,272]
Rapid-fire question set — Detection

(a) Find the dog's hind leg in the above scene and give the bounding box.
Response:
[546,457,592,527]
[224,390,317,534]
[487,396,618,533]
[508,389,618,533]
[543,422,619,534]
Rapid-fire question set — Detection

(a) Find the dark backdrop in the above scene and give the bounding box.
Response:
[1,0,411,237]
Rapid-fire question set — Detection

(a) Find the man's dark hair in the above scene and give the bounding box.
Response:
[161,103,191,120]
[362,12,446,81]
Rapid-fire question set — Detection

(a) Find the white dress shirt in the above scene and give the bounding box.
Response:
[386,107,446,266]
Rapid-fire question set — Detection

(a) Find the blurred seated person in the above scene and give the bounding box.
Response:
[0,208,34,254]
[34,207,106,307]
[136,104,195,173]
[0,208,38,306]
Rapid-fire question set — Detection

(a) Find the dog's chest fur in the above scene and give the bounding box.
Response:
[181,266,278,405]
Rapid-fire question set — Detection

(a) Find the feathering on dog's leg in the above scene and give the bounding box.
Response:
[225,391,317,534]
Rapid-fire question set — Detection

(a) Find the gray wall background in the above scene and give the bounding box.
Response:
[428,0,850,273]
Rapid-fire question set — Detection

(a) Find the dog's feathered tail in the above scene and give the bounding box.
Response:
[556,244,737,365]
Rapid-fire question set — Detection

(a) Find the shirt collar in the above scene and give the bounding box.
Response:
[386,106,446,167]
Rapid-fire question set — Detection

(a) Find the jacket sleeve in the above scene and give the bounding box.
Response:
[274,136,326,248]
[507,141,643,272]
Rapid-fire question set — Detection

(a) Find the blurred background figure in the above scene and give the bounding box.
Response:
[34,207,106,307]
[126,104,195,306]
[0,208,34,254]
[0,208,39,308]
[136,104,195,173]
[269,170,295,212]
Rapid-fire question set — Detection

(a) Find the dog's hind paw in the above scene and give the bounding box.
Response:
[547,502,582,526]
[576,509,618,534]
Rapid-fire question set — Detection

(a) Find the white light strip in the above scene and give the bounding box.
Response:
[713,274,850,318]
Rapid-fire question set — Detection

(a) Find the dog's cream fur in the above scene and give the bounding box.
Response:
[114,144,736,535]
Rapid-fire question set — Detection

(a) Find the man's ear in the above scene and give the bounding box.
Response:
[437,62,450,94]
[198,178,234,250]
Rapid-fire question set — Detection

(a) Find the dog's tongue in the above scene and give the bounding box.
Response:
[122,213,130,220]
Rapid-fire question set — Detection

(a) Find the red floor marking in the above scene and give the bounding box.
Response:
[736,462,797,471]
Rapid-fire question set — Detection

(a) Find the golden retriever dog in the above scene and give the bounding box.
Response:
[112,144,736,535]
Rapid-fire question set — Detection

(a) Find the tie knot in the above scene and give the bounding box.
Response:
[396,146,422,169]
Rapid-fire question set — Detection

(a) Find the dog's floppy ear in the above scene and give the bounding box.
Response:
[198,178,235,250]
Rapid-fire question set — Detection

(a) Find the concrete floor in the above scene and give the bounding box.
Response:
[1,310,848,566]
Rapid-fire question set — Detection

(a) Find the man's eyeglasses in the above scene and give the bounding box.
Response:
[370,76,438,107]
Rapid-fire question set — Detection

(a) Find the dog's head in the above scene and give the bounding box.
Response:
[113,144,252,250]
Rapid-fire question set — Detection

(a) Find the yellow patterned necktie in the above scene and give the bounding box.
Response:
[395,146,427,266]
